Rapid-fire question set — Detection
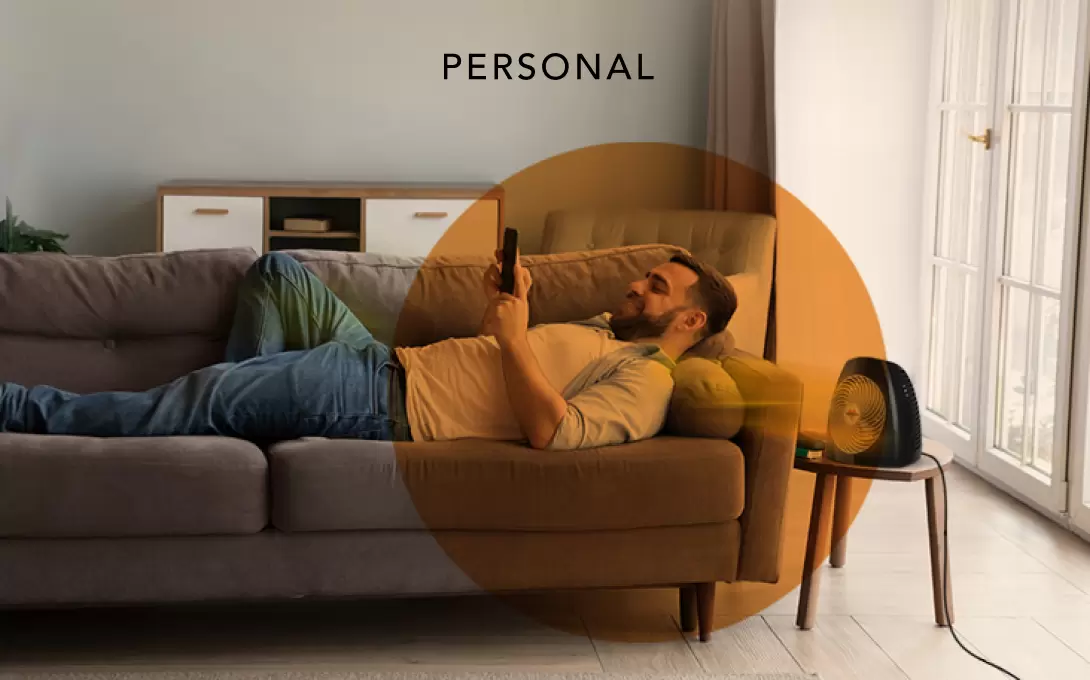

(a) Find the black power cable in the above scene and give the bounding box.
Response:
[921,452,1021,679]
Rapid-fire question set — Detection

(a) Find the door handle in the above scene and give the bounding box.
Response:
[968,129,993,150]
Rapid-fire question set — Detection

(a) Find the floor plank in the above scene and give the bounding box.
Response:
[580,613,700,674]
[1034,616,1090,663]
[857,615,1090,680]
[989,517,1090,595]
[765,614,906,680]
[760,566,938,617]
[855,616,1001,680]
[761,563,1090,618]
[685,615,803,675]
[952,617,1090,680]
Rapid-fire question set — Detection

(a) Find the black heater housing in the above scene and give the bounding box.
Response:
[825,357,923,468]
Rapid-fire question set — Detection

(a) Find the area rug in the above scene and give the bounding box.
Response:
[0,673,819,680]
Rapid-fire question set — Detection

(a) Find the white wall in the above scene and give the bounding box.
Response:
[775,0,934,378]
[0,0,14,203]
[2,0,712,255]
[5,0,933,377]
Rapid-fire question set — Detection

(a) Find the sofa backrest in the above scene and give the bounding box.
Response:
[540,209,775,355]
[287,245,691,348]
[0,244,725,393]
[0,249,256,392]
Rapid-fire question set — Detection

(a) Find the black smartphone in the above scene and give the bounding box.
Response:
[499,227,519,295]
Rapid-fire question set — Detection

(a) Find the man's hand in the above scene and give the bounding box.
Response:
[480,249,532,347]
[482,294,530,349]
[480,250,563,449]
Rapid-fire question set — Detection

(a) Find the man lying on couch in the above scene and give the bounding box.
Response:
[0,251,736,450]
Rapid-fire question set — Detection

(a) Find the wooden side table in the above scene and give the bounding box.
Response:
[793,438,955,630]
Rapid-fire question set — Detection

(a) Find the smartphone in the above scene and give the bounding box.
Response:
[499,227,519,295]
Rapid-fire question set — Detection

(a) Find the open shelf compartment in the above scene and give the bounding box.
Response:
[267,196,361,252]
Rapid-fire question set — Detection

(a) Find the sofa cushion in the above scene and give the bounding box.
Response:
[0,248,256,391]
[269,437,744,532]
[0,334,230,395]
[0,434,268,538]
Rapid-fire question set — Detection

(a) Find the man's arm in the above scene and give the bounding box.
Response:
[496,333,568,449]
[478,253,672,450]
[479,260,501,336]
[545,360,674,451]
[496,340,674,451]
[479,253,567,449]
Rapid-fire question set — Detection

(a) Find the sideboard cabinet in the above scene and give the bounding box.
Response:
[157,181,504,258]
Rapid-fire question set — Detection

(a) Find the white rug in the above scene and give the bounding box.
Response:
[0,673,819,680]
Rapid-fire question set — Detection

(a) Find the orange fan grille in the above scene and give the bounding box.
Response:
[829,374,886,455]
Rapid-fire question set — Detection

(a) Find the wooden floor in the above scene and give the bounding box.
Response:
[3,464,1090,679]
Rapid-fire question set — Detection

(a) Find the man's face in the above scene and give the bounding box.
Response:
[609,262,702,341]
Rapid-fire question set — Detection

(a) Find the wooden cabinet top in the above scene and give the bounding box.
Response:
[157,181,504,200]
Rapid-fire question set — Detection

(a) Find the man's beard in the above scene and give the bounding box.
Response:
[609,307,680,342]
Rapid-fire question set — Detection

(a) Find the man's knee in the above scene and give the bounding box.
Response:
[253,252,304,280]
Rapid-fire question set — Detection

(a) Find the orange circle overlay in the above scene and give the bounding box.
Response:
[392,142,885,640]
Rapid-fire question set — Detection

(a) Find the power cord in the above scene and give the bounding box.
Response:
[921,452,1021,679]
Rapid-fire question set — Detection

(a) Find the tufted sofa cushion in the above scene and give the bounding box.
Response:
[0,248,256,392]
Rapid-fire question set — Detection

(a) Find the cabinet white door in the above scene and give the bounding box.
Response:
[162,195,265,254]
[364,199,499,258]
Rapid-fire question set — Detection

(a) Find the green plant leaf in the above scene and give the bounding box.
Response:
[0,198,10,253]
[18,226,68,240]
[0,200,68,253]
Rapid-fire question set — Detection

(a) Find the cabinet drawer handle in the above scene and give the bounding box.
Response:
[413,211,449,219]
[194,208,230,216]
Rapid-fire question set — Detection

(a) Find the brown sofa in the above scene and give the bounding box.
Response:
[0,240,801,642]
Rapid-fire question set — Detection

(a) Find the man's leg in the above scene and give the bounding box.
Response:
[0,344,400,440]
[0,254,403,439]
[0,375,224,437]
[226,252,375,361]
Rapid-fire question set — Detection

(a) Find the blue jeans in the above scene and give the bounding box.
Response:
[0,253,410,441]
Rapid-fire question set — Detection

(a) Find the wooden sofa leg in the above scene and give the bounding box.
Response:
[679,585,697,633]
[695,582,716,642]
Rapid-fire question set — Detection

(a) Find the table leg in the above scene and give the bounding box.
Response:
[830,476,852,568]
[925,476,954,626]
[796,472,835,630]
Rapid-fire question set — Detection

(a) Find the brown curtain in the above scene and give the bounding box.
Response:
[705,0,777,359]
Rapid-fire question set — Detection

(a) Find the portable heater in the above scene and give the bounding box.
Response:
[825,357,922,468]
[818,358,1020,678]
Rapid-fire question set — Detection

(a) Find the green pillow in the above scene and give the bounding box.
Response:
[667,355,746,440]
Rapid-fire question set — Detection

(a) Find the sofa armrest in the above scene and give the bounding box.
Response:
[722,350,804,583]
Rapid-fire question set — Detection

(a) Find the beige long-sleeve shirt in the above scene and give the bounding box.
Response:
[394,314,676,450]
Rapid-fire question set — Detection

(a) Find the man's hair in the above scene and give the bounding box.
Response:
[669,254,737,339]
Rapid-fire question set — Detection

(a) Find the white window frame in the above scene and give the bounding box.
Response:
[919,0,1090,521]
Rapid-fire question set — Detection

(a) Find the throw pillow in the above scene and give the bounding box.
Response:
[667,356,746,441]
